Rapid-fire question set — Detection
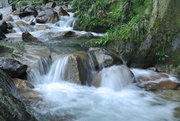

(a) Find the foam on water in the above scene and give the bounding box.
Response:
[29,56,178,121]
[34,81,177,121]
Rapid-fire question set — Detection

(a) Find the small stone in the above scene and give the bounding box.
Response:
[22,32,39,42]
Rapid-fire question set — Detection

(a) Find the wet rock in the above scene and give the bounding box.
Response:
[0,30,6,40]
[88,48,123,70]
[63,31,76,37]
[54,6,69,16]
[141,73,169,82]
[143,81,180,90]
[0,69,18,97]
[22,16,34,22]
[92,65,135,88]
[36,25,51,31]
[22,32,39,42]
[12,45,50,68]
[52,31,77,39]
[71,52,91,85]
[46,2,56,9]
[0,58,27,79]
[0,88,37,121]
[13,78,34,89]
[36,9,59,23]
[15,21,34,32]
[0,13,2,20]
[23,5,38,17]
[20,89,41,99]
[0,21,8,33]
[30,21,35,25]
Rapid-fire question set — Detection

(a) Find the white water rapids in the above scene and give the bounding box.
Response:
[28,56,178,121]
[2,6,177,121]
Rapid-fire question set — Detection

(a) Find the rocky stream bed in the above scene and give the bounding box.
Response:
[0,1,180,121]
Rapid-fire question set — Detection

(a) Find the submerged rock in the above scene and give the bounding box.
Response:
[22,32,39,42]
[143,81,180,91]
[36,9,59,23]
[0,58,27,79]
[36,25,51,31]
[92,65,135,89]
[15,21,34,32]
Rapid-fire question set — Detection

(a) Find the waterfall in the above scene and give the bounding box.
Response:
[28,55,70,84]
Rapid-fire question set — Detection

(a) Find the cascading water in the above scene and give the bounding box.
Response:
[99,65,134,90]
[3,4,178,121]
[28,56,178,121]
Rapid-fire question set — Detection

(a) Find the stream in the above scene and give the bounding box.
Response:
[0,5,180,121]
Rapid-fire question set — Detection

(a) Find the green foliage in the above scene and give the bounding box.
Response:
[82,0,153,46]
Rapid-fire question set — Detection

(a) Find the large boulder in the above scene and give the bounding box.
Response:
[23,5,37,17]
[0,58,27,79]
[88,48,123,70]
[91,65,135,90]
[14,5,37,18]
[22,32,39,42]
[36,9,59,23]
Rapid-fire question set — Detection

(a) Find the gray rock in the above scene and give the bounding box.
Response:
[88,48,123,70]
[36,9,59,23]
[0,59,27,79]
[54,6,69,16]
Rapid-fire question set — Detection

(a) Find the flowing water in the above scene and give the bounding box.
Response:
[1,6,179,121]
[28,56,178,121]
